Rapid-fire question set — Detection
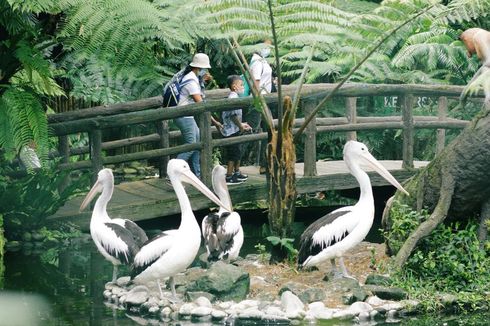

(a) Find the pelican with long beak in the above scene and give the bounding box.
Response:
[80,168,148,282]
[298,141,409,278]
[131,159,231,299]
[202,165,244,262]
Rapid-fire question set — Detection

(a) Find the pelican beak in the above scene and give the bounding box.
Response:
[80,180,102,211]
[180,170,232,212]
[361,152,410,196]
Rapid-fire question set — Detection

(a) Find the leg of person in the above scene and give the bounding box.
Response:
[233,141,248,181]
[189,120,201,178]
[223,134,243,185]
[175,117,197,163]
[243,107,262,165]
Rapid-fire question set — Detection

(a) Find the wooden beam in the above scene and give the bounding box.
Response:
[436,96,447,155]
[345,97,357,141]
[401,95,415,169]
[89,129,103,183]
[303,99,317,177]
[198,112,213,186]
[156,121,169,178]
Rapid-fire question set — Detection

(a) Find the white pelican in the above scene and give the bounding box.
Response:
[131,159,231,299]
[297,141,409,278]
[202,165,244,262]
[80,168,148,282]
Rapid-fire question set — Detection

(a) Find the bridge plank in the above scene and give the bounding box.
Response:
[48,160,429,231]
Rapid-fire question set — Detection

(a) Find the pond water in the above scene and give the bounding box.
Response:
[2,196,489,325]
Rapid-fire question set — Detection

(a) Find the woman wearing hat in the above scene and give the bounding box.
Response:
[175,53,222,178]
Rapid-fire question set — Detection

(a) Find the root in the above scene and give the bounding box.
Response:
[394,174,455,270]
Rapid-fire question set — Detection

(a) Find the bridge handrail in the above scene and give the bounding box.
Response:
[49,83,481,184]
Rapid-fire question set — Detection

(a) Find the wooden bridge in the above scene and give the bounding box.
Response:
[45,83,476,230]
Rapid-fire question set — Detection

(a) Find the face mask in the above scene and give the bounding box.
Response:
[236,86,245,96]
[198,69,207,77]
[260,47,271,58]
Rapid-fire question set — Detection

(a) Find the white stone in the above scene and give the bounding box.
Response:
[348,302,373,315]
[159,298,171,307]
[110,294,118,302]
[119,295,126,305]
[332,310,355,320]
[179,303,196,315]
[378,302,403,312]
[307,301,325,310]
[161,307,172,318]
[105,282,117,291]
[218,301,234,310]
[281,291,305,316]
[111,286,125,296]
[191,306,212,317]
[250,276,268,287]
[116,276,131,287]
[366,295,385,306]
[194,296,212,308]
[239,307,264,319]
[148,306,160,314]
[264,306,286,318]
[358,311,370,322]
[240,299,259,308]
[386,309,397,319]
[125,285,149,305]
[370,310,379,320]
[211,309,227,319]
[103,290,112,299]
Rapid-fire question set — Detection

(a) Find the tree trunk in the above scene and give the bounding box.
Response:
[267,97,297,261]
[383,106,490,267]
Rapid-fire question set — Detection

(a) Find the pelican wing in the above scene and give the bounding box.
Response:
[102,223,140,264]
[123,220,148,247]
[131,230,176,278]
[298,208,355,265]
[216,212,241,257]
[202,213,220,258]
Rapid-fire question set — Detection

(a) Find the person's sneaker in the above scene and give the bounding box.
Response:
[234,171,248,181]
[226,174,244,185]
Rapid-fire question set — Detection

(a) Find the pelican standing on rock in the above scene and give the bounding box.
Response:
[131,159,231,299]
[202,165,244,262]
[80,168,148,282]
[298,141,409,278]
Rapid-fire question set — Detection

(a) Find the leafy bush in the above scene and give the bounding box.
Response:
[386,201,490,294]
[0,168,88,238]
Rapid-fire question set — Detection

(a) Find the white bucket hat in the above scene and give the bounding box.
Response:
[189,53,211,69]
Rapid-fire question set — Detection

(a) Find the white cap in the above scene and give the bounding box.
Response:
[189,53,211,69]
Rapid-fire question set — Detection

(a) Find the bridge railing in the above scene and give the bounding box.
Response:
[48,83,479,184]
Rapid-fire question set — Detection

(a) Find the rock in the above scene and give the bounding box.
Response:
[281,291,305,318]
[264,306,286,318]
[366,295,385,306]
[186,261,250,301]
[111,286,125,296]
[358,311,370,322]
[198,253,211,268]
[307,302,335,320]
[386,309,398,322]
[124,285,149,306]
[298,287,326,304]
[191,306,212,317]
[186,291,215,302]
[5,241,22,251]
[332,309,355,320]
[211,309,227,320]
[327,277,367,304]
[250,276,268,287]
[377,302,403,313]
[161,306,172,318]
[179,303,197,316]
[365,274,393,286]
[148,306,160,314]
[439,293,458,307]
[116,276,131,287]
[194,296,212,308]
[278,282,306,296]
[400,299,420,315]
[363,285,408,301]
[370,309,379,320]
[238,307,264,319]
[123,168,138,174]
[22,232,32,242]
[103,290,112,299]
[31,232,45,241]
[348,302,373,315]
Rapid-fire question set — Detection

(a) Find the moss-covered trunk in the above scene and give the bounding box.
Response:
[267,97,297,259]
[0,214,5,288]
[383,107,490,267]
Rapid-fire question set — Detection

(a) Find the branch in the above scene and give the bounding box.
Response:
[293,3,437,142]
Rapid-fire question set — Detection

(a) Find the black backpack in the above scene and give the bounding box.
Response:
[162,69,193,107]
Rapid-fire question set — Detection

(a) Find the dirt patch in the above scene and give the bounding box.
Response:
[242,241,389,307]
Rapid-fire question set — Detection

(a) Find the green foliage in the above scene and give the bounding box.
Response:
[386,201,490,311]
[0,167,88,235]
[266,236,298,263]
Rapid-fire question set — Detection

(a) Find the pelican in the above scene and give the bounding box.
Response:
[80,168,148,282]
[131,159,231,299]
[202,165,244,262]
[297,141,409,278]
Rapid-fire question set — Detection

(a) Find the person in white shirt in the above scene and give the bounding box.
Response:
[245,40,274,174]
[174,53,222,178]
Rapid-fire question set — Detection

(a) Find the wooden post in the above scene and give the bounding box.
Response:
[156,120,170,178]
[436,96,447,155]
[89,129,103,184]
[303,99,317,177]
[401,95,414,169]
[58,135,70,191]
[197,112,213,186]
[345,97,357,141]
